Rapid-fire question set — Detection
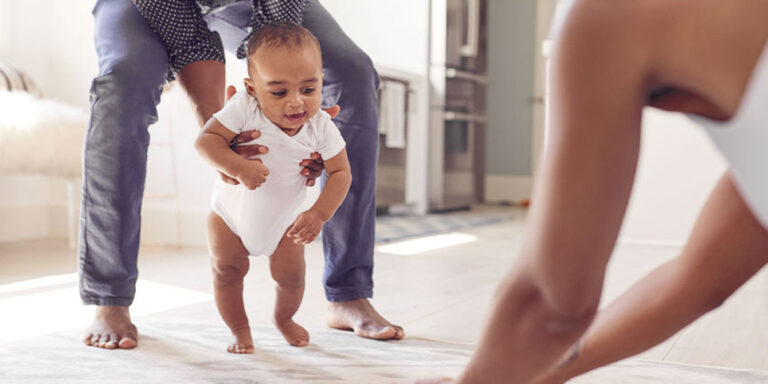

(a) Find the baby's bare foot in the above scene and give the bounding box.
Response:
[227,327,254,354]
[275,319,309,347]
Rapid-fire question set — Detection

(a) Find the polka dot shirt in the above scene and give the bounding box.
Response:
[132,0,307,81]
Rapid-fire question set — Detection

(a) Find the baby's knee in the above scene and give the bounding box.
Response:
[211,256,248,285]
[273,267,305,290]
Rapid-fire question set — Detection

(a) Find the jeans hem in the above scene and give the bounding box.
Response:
[81,293,134,307]
[325,287,373,303]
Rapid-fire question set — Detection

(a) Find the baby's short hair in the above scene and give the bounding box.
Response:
[246,21,321,57]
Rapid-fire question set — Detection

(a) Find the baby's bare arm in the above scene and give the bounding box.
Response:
[308,149,351,221]
[194,118,268,189]
[286,149,350,244]
[195,118,242,176]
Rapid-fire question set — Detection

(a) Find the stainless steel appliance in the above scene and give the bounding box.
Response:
[429,0,488,211]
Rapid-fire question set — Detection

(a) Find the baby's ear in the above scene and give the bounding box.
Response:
[243,78,256,97]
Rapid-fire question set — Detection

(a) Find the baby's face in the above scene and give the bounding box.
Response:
[245,44,323,132]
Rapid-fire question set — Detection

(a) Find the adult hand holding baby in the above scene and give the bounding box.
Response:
[221,85,337,187]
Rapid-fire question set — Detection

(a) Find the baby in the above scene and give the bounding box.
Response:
[194,21,351,352]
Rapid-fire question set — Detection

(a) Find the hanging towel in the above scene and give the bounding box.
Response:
[378,80,407,149]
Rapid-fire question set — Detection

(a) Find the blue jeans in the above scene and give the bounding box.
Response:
[79,0,379,305]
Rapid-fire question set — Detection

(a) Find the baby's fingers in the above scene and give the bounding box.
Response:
[301,228,320,244]
[286,222,302,238]
[292,227,312,244]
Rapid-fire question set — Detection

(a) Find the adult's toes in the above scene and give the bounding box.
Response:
[97,334,111,348]
[358,324,398,340]
[392,325,405,340]
[118,335,137,349]
[103,333,119,349]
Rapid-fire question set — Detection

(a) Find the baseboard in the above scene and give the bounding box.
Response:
[485,174,532,204]
[140,206,209,248]
[0,203,209,248]
[0,204,51,243]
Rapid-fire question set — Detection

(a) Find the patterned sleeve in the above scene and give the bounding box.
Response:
[132,0,225,81]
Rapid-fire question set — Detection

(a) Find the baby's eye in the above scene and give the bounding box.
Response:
[303,88,316,94]
[271,91,286,96]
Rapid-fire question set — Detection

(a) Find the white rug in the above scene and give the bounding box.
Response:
[0,319,472,384]
[2,319,768,384]
[573,360,768,384]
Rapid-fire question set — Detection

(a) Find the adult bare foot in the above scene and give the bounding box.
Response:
[83,306,138,349]
[227,326,255,354]
[275,319,310,347]
[326,298,404,340]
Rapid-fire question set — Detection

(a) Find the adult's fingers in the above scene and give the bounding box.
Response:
[231,130,262,145]
[226,85,236,101]
[300,159,324,172]
[219,172,239,185]
[232,144,269,158]
[301,168,323,180]
[323,105,341,119]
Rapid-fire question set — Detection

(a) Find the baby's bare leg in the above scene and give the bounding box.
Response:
[207,212,253,354]
[269,232,309,346]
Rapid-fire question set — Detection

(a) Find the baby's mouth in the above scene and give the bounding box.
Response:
[285,112,306,122]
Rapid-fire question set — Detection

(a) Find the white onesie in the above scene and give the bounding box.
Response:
[691,41,768,230]
[211,90,346,256]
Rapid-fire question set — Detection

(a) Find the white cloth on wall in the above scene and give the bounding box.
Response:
[378,80,407,149]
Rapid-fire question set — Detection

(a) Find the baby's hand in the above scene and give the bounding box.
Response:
[236,159,270,190]
[287,209,324,245]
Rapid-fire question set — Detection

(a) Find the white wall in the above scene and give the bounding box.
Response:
[0,1,97,110]
[320,0,430,77]
[0,1,96,243]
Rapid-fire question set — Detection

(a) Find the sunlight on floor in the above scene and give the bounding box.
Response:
[375,232,478,255]
[0,274,212,344]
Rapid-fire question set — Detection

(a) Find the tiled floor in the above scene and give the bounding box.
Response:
[2,205,768,374]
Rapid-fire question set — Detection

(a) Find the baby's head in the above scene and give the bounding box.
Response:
[243,21,323,131]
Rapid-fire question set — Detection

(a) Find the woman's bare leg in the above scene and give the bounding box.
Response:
[208,212,253,354]
[536,174,768,383]
[270,232,309,346]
